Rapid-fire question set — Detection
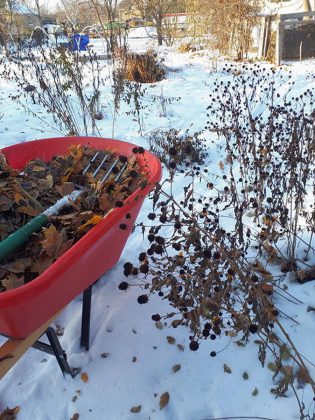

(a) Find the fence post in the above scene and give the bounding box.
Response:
[276,20,284,65]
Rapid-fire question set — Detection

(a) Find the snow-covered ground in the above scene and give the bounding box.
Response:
[0,34,314,420]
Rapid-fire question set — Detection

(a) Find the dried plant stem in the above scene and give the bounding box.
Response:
[160,189,315,393]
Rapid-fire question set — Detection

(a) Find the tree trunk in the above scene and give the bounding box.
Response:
[156,16,163,45]
[303,0,311,12]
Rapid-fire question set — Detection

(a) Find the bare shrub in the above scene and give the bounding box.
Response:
[185,0,260,60]
[146,128,208,170]
[0,46,103,136]
[118,63,315,414]
[206,63,315,268]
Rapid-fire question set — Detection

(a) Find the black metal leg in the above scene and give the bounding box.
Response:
[80,284,92,351]
[27,283,95,377]
[45,327,75,377]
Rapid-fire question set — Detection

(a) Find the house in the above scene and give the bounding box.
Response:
[261,0,315,15]
[1,4,58,43]
[11,4,41,38]
[162,13,188,30]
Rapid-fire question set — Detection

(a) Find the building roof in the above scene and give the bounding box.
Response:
[262,0,305,15]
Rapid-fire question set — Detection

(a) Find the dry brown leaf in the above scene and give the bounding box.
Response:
[1,273,24,291]
[40,225,73,259]
[159,392,170,410]
[69,144,84,162]
[70,414,79,420]
[251,261,273,280]
[40,225,64,257]
[219,161,224,170]
[0,406,20,420]
[61,168,74,184]
[130,405,142,413]
[155,321,163,329]
[223,363,232,374]
[38,174,54,190]
[296,367,311,386]
[260,283,273,295]
[0,195,13,212]
[56,182,75,197]
[167,336,175,345]
[171,319,182,328]
[17,204,41,217]
[80,372,89,383]
[31,164,46,172]
[31,255,55,275]
[13,189,25,205]
[262,215,277,227]
[172,364,181,373]
[3,258,32,274]
[177,344,184,352]
[0,151,9,170]
[77,215,103,232]
[98,193,112,211]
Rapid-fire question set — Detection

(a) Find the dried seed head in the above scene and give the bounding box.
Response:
[137,294,149,304]
[118,282,129,290]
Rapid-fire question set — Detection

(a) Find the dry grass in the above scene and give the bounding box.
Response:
[124,52,165,83]
[177,42,196,53]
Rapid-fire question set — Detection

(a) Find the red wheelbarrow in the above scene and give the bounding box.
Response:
[0,136,162,377]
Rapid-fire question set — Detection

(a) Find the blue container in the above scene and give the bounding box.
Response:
[69,33,89,51]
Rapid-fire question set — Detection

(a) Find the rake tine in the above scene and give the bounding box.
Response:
[115,162,128,182]
[99,159,119,184]
[92,154,109,178]
[82,151,100,175]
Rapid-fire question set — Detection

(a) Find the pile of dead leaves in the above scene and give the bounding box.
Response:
[0,144,146,292]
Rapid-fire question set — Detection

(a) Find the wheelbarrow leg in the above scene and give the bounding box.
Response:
[33,327,76,377]
[80,285,93,351]
[45,327,75,377]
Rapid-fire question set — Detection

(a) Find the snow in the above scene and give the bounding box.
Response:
[127,27,158,39]
[0,34,315,420]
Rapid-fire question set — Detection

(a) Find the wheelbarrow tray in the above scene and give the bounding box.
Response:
[0,136,162,338]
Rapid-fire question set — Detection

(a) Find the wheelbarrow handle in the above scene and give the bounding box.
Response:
[0,214,49,261]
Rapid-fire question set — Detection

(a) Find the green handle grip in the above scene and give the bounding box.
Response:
[0,213,49,261]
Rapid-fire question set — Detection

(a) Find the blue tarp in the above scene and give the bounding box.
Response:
[69,34,89,51]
